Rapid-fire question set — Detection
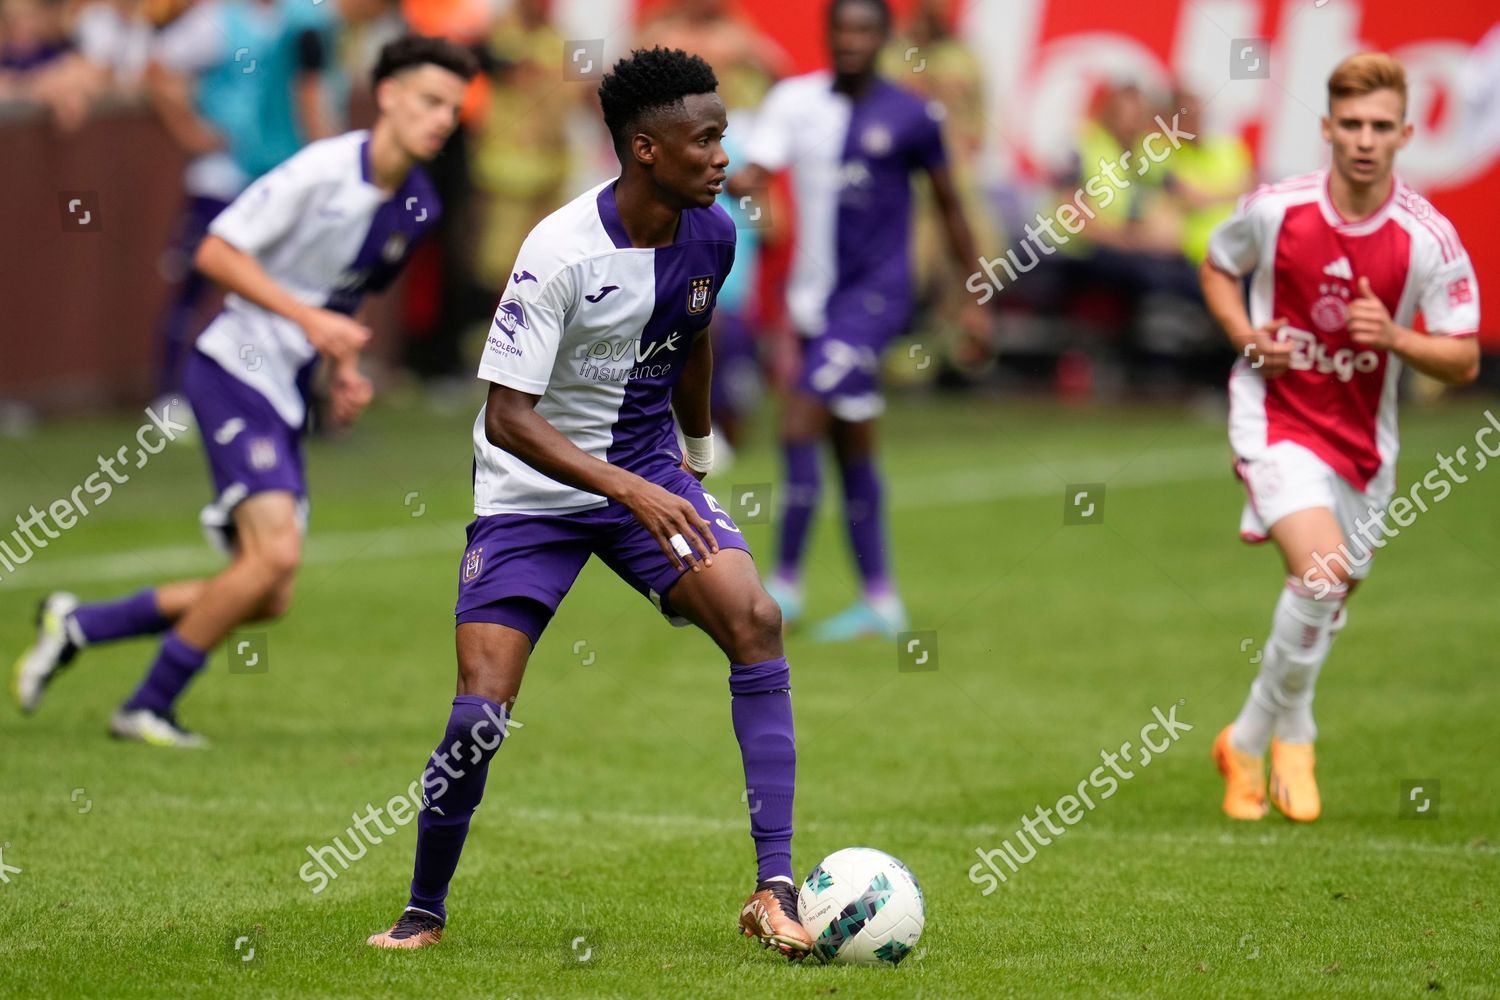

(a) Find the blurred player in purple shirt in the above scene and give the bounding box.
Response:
[11,37,478,747]
[731,0,987,640]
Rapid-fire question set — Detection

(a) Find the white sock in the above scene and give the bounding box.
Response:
[1279,600,1348,744]
[1232,577,1345,754]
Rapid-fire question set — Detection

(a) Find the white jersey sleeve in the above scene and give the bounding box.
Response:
[151,2,225,73]
[208,151,326,258]
[742,77,800,171]
[477,251,579,395]
[1416,238,1481,337]
[1206,189,1267,277]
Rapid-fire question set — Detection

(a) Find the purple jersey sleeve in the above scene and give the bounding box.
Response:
[909,99,949,173]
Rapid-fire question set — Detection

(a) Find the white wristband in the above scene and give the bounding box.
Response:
[683,433,714,473]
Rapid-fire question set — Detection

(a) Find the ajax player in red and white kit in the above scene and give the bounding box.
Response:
[1200,53,1481,822]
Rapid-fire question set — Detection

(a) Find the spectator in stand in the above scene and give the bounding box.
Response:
[1164,86,1252,268]
[393,0,487,390]
[0,0,71,100]
[470,0,573,304]
[880,0,994,369]
[24,0,168,131]
[638,0,789,111]
[1067,79,1172,254]
[638,0,791,450]
[144,0,329,405]
[1055,80,1204,373]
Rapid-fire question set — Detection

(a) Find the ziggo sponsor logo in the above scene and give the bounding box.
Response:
[1282,327,1380,383]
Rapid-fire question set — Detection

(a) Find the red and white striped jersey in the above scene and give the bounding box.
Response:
[1208,169,1480,493]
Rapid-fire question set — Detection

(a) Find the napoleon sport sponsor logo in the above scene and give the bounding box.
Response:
[486,299,530,359]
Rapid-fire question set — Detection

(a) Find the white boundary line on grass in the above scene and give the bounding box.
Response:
[1,445,1231,590]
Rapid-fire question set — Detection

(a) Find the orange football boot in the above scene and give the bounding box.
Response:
[1213,724,1268,820]
[1269,739,1321,822]
[367,908,444,950]
[739,879,812,959]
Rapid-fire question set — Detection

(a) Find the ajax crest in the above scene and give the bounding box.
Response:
[687,275,713,315]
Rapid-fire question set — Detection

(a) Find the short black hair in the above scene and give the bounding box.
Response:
[371,35,480,89]
[597,46,719,154]
[828,0,892,31]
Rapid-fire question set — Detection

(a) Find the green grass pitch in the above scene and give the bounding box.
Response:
[2,391,1496,997]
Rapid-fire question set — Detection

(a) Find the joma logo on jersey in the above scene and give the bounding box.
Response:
[574,329,683,364]
[687,275,714,315]
[1283,327,1380,382]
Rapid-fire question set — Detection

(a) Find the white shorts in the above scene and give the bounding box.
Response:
[1234,441,1392,580]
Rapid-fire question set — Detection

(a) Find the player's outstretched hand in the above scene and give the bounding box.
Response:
[1348,276,1397,350]
[620,478,719,573]
[1244,318,1293,378]
[300,308,372,364]
[956,300,992,368]
[329,363,373,426]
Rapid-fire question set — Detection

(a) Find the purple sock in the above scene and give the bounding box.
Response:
[408,695,510,922]
[730,657,796,882]
[123,631,206,714]
[840,458,892,596]
[72,589,170,646]
[777,441,821,582]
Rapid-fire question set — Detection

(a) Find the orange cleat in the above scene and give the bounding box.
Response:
[1269,739,1321,822]
[1213,724,1268,820]
[366,908,444,950]
[739,879,812,960]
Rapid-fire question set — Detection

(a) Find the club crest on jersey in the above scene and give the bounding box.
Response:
[861,123,893,156]
[687,275,714,315]
[462,546,484,583]
[494,298,529,341]
[381,232,409,264]
[247,437,278,472]
[1311,282,1352,333]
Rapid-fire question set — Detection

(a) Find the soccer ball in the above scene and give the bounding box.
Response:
[797,847,924,965]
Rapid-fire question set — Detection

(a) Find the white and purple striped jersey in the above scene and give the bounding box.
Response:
[472,179,736,515]
[197,129,439,427]
[742,71,948,340]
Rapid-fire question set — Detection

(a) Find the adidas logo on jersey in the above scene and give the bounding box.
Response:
[1322,256,1353,281]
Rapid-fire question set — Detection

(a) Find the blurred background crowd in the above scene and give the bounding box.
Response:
[2,0,1497,435]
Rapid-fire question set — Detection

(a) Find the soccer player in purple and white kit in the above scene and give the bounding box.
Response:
[731,0,988,640]
[10,37,478,747]
[366,47,812,958]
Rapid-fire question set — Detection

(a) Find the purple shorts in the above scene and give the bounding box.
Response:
[796,333,886,422]
[797,294,911,422]
[183,349,308,552]
[454,468,751,646]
